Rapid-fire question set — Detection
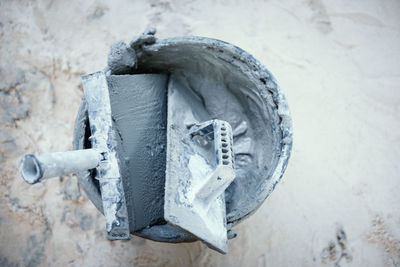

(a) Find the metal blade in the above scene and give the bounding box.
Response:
[82,72,130,240]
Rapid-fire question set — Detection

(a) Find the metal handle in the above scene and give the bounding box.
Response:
[20,149,102,184]
[189,119,235,205]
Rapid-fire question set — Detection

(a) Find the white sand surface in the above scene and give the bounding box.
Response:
[0,0,399,266]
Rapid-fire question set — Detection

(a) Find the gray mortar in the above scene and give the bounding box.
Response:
[73,35,292,242]
[107,74,168,231]
[107,42,137,75]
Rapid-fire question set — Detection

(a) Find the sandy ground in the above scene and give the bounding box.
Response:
[0,0,399,266]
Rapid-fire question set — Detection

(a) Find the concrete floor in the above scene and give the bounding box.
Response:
[0,0,399,266]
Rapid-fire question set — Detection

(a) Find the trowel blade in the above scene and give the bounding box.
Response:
[82,71,130,240]
[164,75,235,254]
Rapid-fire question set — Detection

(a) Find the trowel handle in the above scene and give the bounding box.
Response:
[20,149,103,184]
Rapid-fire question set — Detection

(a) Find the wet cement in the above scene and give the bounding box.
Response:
[107,74,168,231]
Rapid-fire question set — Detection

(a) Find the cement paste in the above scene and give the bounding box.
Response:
[107,74,168,231]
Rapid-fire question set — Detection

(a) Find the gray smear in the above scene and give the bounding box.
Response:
[135,223,196,243]
[73,100,104,215]
[107,74,168,231]
[107,42,137,75]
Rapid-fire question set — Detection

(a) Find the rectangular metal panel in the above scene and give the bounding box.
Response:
[82,72,130,240]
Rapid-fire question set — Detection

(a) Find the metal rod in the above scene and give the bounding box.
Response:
[20,149,102,184]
